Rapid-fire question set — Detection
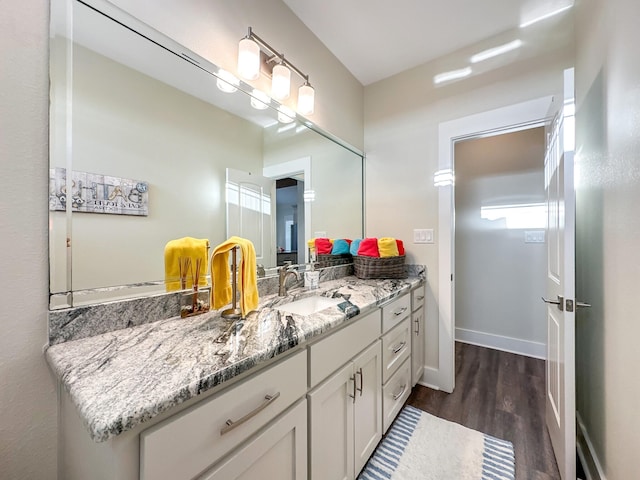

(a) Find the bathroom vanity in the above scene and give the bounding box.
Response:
[47,276,426,479]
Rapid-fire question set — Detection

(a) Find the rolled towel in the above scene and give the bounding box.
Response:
[350,239,362,256]
[396,239,405,256]
[357,238,380,257]
[331,239,351,255]
[315,238,333,255]
[378,237,399,257]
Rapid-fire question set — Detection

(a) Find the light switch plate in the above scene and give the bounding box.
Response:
[524,230,545,243]
[413,228,434,244]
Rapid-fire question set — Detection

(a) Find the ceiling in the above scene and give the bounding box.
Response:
[282,0,574,85]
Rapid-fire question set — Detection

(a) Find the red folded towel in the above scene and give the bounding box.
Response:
[315,238,333,255]
[357,237,380,257]
[396,239,405,256]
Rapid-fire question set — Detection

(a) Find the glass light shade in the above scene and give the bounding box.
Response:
[297,84,315,115]
[278,105,295,123]
[237,38,260,80]
[250,89,270,110]
[216,69,239,93]
[271,64,291,100]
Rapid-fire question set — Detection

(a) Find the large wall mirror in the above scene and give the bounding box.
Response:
[49,0,364,309]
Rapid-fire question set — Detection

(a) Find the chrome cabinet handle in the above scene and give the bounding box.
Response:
[221,392,280,435]
[393,307,408,316]
[393,341,407,354]
[414,318,420,335]
[349,375,356,403]
[356,368,363,396]
[577,301,592,308]
[392,384,407,400]
[416,295,424,301]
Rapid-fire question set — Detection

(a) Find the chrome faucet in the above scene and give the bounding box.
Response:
[278,265,300,296]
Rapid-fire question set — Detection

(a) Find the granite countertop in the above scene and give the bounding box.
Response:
[46,275,423,442]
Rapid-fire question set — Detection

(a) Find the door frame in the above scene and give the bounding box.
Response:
[431,96,552,393]
[263,156,312,264]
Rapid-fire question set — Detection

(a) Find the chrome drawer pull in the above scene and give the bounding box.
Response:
[416,295,424,301]
[392,341,407,354]
[393,307,408,316]
[392,384,407,401]
[220,391,281,435]
[414,318,420,335]
[356,368,364,396]
[349,375,357,403]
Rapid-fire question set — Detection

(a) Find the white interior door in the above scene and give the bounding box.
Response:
[543,68,576,480]
[226,168,275,268]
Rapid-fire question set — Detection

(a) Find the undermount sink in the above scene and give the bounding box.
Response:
[275,295,342,316]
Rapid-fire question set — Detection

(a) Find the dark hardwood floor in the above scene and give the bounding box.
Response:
[406,342,560,480]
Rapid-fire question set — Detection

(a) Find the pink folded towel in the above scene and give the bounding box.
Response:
[357,238,380,257]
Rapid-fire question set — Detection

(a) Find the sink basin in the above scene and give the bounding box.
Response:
[275,296,342,316]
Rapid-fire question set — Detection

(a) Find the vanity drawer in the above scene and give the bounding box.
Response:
[411,285,425,312]
[381,294,411,332]
[309,309,381,388]
[140,350,307,480]
[382,358,412,433]
[381,317,411,384]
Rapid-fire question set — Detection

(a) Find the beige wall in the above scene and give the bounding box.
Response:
[455,129,547,353]
[575,0,640,477]
[0,0,58,478]
[364,45,573,368]
[106,0,365,151]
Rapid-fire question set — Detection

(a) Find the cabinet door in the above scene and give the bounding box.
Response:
[200,400,307,480]
[411,306,425,386]
[308,362,355,480]
[352,341,382,477]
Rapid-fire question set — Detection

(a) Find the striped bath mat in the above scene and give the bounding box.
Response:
[358,405,515,480]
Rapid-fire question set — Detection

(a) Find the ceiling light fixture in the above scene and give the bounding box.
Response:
[433,67,472,85]
[237,27,315,115]
[470,39,523,63]
[519,4,573,28]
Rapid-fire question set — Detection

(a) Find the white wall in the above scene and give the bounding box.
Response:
[0,0,58,478]
[454,129,546,357]
[106,0,365,151]
[364,41,573,372]
[575,0,640,477]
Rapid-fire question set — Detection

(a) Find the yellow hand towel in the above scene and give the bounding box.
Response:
[164,237,209,292]
[210,236,259,317]
[378,237,399,258]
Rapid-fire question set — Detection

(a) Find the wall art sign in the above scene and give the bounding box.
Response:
[49,167,149,216]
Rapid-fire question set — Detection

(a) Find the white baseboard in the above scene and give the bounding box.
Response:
[577,412,607,480]
[455,327,546,359]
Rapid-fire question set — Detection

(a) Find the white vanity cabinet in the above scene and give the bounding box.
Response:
[379,295,413,433]
[140,350,307,480]
[411,284,426,386]
[308,341,382,480]
[199,399,308,480]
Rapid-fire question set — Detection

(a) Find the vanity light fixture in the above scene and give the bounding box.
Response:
[277,105,296,124]
[237,27,315,115]
[216,69,240,93]
[250,88,271,110]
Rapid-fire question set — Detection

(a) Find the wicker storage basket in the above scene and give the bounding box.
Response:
[316,253,353,266]
[353,255,407,279]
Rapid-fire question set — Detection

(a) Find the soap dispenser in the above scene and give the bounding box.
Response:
[304,263,320,289]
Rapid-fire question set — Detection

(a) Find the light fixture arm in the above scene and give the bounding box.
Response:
[244,27,311,86]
